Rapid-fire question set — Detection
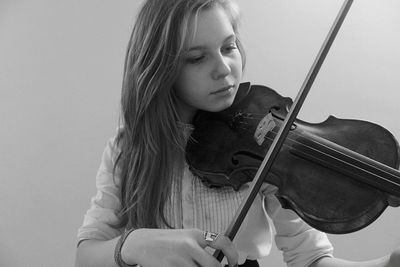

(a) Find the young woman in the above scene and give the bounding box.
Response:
[75,0,400,266]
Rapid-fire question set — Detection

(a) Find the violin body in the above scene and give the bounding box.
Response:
[186,82,400,234]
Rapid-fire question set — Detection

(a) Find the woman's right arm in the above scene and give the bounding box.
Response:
[75,135,126,267]
[75,228,239,267]
[75,238,120,267]
[75,137,239,266]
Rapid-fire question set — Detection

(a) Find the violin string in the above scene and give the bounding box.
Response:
[236,115,378,169]
[230,114,400,182]
[236,123,400,187]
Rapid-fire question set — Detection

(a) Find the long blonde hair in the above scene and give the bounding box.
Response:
[114,0,246,229]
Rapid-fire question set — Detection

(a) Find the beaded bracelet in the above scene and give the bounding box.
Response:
[114,228,137,267]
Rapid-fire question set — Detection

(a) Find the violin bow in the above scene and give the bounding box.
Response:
[213,0,354,261]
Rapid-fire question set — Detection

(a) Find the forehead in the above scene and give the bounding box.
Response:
[185,5,235,48]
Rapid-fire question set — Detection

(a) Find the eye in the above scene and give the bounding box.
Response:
[186,55,205,64]
[222,43,238,54]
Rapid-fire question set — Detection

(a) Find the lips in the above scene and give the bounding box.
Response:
[211,85,234,94]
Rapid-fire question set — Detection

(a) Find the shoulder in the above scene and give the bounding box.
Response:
[99,127,124,173]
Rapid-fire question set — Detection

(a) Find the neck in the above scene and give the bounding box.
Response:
[177,103,197,124]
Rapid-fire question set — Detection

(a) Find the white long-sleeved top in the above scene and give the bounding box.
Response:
[77,130,333,267]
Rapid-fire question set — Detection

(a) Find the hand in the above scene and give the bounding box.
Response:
[387,246,400,267]
[121,228,238,267]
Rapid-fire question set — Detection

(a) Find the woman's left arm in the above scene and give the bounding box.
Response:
[311,247,399,267]
[312,196,400,267]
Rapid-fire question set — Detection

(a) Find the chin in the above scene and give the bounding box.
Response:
[210,99,235,112]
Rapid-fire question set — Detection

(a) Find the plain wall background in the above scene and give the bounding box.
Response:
[1,0,399,266]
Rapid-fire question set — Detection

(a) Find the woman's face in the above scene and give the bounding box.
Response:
[174,5,243,123]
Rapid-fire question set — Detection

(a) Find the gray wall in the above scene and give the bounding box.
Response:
[1,0,399,266]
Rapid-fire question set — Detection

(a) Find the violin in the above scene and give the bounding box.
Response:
[186,82,400,234]
[186,0,399,262]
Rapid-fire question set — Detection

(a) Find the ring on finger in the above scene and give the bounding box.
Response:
[204,231,220,244]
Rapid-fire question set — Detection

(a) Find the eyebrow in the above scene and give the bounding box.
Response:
[186,34,236,52]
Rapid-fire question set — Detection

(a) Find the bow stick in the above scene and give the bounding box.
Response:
[213,0,354,261]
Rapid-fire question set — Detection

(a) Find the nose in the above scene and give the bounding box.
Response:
[212,54,231,80]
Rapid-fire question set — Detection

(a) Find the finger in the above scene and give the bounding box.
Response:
[190,246,223,267]
[388,195,400,207]
[180,229,223,267]
[199,231,239,267]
